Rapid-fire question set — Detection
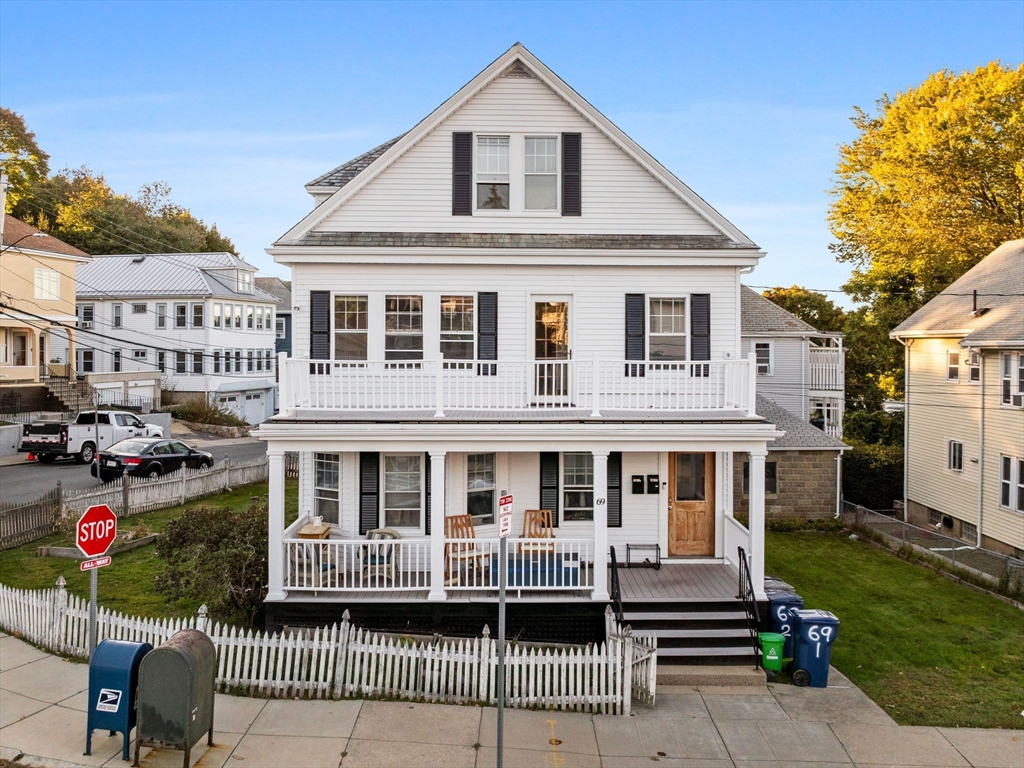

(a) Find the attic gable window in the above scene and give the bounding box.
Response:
[476,137,510,210]
[524,137,558,210]
[237,270,253,294]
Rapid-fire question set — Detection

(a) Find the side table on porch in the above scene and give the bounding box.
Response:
[297,522,332,592]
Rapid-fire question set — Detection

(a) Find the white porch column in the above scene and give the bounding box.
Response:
[591,450,609,601]
[266,449,286,601]
[748,448,767,599]
[428,451,447,601]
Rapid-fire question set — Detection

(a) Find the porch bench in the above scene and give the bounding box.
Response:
[489,551,580,588]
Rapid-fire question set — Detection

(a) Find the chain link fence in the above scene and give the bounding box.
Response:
[843,501,1024,599]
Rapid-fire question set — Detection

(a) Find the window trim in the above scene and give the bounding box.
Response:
[440,294,476,363]
[32,268,60,300]
[754,341,774,376]
[742,461,779,496]
[156,351,165,373]
[246,305,254,330]
[132,349,147,361]
[192,350,204,375]
[174,303,188,329]
[561,452,594,523]
[384,295,424,362]
[647,295,689,363]
[276,317,286,339]
[380,453,425,533]
[175,350,187,375]
[523,135,560,213]
[112,348,122,373]
[192,303,204,328]
[213,303,222,329]
[474,135,511,212]
[112,303,123,329]
[946,351,960,382]
[967,350,981,383]
[466,453,496,526]
[948,440,964,472]
[155,303,167,329]
[132,303,147,315]
[333,294,369,361]
[314,453,341,526]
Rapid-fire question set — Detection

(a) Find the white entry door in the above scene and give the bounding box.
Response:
[244,392,264,424]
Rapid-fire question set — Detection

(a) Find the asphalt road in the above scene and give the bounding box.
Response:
[0,438,268,505]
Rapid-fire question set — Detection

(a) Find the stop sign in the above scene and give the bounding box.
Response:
[76,504,118,558]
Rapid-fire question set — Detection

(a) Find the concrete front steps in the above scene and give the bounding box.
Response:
[623,599,762,668]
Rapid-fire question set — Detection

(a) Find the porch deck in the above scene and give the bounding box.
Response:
[271,408,756,422]
[618,562,739,602]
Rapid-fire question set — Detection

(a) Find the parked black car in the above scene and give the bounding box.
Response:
[91,438,214,482]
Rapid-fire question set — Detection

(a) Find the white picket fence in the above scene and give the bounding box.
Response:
[0,580,655,713]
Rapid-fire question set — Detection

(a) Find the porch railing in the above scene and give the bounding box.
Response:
[444,538,594,592]
[735,546,762,671]
[283,538,431,592]
[809,347,844,392]
[723,516,750,571]
[279,354,755,417]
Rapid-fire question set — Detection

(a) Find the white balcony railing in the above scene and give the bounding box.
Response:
[723,516,750,571]
[278,354,756,417]
[809,347,844,392]
[445,538,594,592]
[283,538,431,592]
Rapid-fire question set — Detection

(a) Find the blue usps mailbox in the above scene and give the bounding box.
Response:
[766,592,804,660]
[86,639,152,760]
[790,609,839,688]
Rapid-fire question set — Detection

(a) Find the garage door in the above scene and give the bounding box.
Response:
[218,395,242,420]
[244,392,264,425]
[128,382,155,399]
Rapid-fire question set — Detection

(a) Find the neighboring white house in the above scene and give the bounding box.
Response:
[62,252,279,424]
[891,240,1024,558]
[256,44,785,657]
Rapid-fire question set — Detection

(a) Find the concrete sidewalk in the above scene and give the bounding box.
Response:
[0,634,1020,768]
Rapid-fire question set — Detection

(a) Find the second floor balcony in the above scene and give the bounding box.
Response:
[278,354,757,420]
[808,346,844,393]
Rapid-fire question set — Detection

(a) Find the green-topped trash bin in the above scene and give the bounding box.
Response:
[758,632,785,672]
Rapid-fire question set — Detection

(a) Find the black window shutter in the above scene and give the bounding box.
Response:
[477,292,497,375]
[452,132,473,216]
[691,294,711,359]
[539,452,560,527]
[625,294,646,377]
[607,452,622,528]
[561,133,581,216]
[359,452,380,535]
[424,453,431,535]
[310,290,331,361]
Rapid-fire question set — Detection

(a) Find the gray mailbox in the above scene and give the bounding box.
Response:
[133,629,216,768]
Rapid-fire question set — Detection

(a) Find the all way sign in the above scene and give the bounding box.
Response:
[80,556,112,572]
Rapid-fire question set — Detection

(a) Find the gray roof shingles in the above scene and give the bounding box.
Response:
[255,277,292,312]
[282,231,741,250]
[757,396,848,450]
[891,240,1024,346]
[740,285,818,334]
[306,135,407,189]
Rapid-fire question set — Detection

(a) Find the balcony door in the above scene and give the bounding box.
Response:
[532,297,571,405]
[668,452,715,556]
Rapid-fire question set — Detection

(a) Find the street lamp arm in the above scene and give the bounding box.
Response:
[1,231,49,254]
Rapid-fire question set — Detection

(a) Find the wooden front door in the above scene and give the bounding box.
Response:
[668,452,715,556]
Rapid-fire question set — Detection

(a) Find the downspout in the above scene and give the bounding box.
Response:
[835,450,842,518]
[977,348,984,547]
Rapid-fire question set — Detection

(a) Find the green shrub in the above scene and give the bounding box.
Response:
[155,502,268,626]
[169,396,249,427]
[767,517,846,533]
[843,410,903,446]
[843,439,904,510]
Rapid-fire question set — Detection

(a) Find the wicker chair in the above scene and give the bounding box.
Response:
[358,528,401,584]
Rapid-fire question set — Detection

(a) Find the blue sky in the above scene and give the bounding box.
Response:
[1,0,1021,301]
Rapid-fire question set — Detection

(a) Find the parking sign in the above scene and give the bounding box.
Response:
[498,494,513,538]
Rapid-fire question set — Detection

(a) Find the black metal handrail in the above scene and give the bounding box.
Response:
[609,546,624,624]
[736,546,761,670]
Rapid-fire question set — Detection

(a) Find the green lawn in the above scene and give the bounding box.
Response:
[0,479,297,620]
[766,530,1024,729]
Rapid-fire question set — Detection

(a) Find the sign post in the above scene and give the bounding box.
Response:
[496,492,513,768]
[76,504,117,659]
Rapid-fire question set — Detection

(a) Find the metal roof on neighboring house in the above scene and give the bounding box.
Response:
[254,277,292,312]
[75,252,276,301]
[306,134,407,190]
[2,215,91,259]
[891,240,1024,347]
[740,285,819,335]
[757,396,849,451]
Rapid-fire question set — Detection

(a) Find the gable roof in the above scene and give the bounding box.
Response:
[278,43,755,248]
[76,252,276,301]
[3,215,90,259]
[306,135,406,192]
[254,276,292,311]
[758,396,848,450]
[891,240,1024,347]
[740,285,819,335]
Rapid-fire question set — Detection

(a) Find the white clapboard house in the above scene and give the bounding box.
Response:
[258,45,786,662]
[64,252,279,424]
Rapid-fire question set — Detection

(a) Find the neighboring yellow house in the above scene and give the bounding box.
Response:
[891,240,1024,558]
[0,214,91,398]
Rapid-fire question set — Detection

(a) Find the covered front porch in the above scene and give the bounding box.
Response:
[259,421,780,612]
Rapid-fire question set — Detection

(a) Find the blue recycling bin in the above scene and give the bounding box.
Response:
[790,609,839,688]
[766,592,804,660]
[87,639,152,760]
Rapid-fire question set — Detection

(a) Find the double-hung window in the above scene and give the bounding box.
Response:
[175,350,187,374]
[156,303,166,329]
[192,351,203,375]
[157,351,165,373]
[968,351,980,383]
[476,136,510,210]
[112,349,122,372]
[265,349,273,373]
[948,440,963,472]
[276,317,286,339]
[175,303,187,329]
[237,271,253,293]
[314,453,340,525]
[79,304,95,328]
[234,350,242,373]
[649,298,687,361]
[383,455,422,530]
[256,306,264,330]
[33,268,59,300]
[246,306,254,329]
[213,303,222,329]
[440,295,474,361]
[385,295,423,361]
[1006,352,1024,407]
[467,453,496,525]
[946,351,960,382]
[562,453,594,522]
[234,305,242,329]
[112,304,123,329]
[192,303,204,328]
[1000,455,1024,513]
[247,350,254,372]
[334,295,368,360]
[524,137,558,210]
[754,342,773,375]
[213,350,221,374]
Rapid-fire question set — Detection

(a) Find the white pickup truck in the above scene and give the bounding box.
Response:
[20,410,165,464]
